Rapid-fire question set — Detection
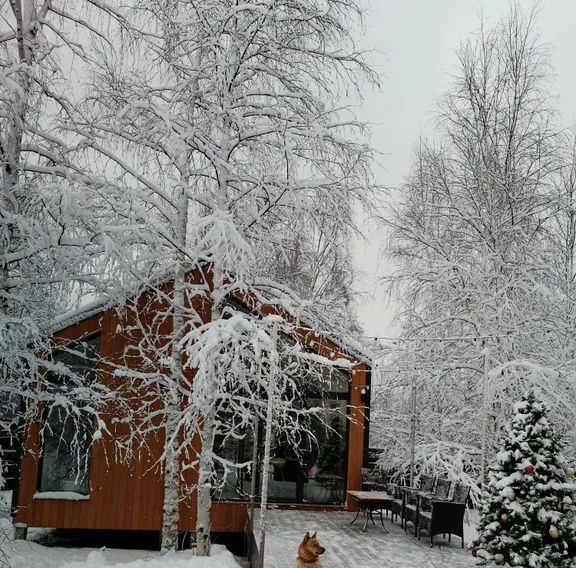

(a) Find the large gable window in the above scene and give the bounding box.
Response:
[38,335,100,495]
[213,359,350,504]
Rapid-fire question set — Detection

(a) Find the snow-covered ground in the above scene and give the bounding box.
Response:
[5,543,241,568]
[0,492,242,568]
[256,508,480,568]
[2,490,480,568]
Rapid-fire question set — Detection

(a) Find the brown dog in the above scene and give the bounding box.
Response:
[296,531,325,568]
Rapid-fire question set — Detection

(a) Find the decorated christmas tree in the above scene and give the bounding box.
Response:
[471,390,576,567]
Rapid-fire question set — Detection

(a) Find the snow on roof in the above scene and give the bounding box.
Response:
[46,264,180,335]
[249,279,373,366]
[48,268,372,367]
[48,297,112,335]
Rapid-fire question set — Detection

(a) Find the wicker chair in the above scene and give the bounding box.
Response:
[401,474,436,534]
[361,467,385,491]
[435,478,451,499]
[386,482,405,526]
[402,488,420,534]
[418,474,436,494]
[358,468,396,525]
[420,477,451,509]
[418,483,471,547]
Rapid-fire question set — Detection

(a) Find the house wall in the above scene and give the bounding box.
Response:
[13,309,166,531]
[14,275,369,534]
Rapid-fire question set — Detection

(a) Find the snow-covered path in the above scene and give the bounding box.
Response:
[258,509,479,568]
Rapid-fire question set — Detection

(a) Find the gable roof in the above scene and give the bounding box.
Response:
[48,268,372,367]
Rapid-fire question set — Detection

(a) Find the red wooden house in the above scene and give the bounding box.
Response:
[12,267,371,542]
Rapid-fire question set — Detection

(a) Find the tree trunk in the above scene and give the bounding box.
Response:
[160,173,190,552]
[160,435,180,552]
[480,346,490,490]
[195,413,215,556]
[258,328,277,568]
[408,372,417,487]
[195,261,224,556]
[194,82,230,550]
[2,3,29,313]
[247,415,260,559]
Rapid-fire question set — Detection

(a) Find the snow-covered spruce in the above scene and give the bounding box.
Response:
[471,390,576,567]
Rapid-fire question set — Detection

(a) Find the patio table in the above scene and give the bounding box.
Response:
[347,490,395,533]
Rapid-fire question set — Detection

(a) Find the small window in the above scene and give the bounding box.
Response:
[38,335,100,495]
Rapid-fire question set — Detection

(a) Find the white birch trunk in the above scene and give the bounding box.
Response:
[160,428,180,552]
[195,413,215,556]
[161,172,190,552]
[408,372,417,487]
[249,417,260,504]
[480,347,490,490]
[194,62,232,550]
[195,263,224,556]
[248,415,260,554]
[258,327,277,568]
[0,3,37,391]
[2,3,29,314]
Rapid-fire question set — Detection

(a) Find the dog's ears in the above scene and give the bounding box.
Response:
[311,532,317,538]
[304,531,310,541]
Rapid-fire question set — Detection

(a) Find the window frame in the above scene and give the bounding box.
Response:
[36,333,101,496]
[212,367,352,505]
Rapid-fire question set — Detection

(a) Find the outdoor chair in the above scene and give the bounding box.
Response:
[417,474,436,494]
[402,486,420,535]
[405,476,454,537]
[418,482,471,547]
[418,477,451,537]
[384,474,438,534]
[386,482,405,526]
[361,467,385,491]
[400,473,436,533]
[419,477,451,510]
[359,468,396,523]
[435,477,451,498]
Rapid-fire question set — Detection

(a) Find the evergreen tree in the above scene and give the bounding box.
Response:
[471,390,576,567]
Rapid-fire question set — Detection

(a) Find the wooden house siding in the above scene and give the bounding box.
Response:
[13,271,370,533]
[14,309,166,531]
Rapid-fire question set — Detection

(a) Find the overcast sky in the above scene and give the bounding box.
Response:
[353,0,576,338]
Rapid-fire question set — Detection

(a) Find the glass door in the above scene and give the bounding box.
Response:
[212,365,350,505]
[267,365,350,504]
[303,398,348,504]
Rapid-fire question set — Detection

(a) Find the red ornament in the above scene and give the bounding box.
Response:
[523,463,535,474]
[500,514,508,524]
[471,549,478,557]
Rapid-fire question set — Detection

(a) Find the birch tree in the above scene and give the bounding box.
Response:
[258,212,360,332]
[0,0,144,495]
[68,0,375,554]
[376,6,576,496]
